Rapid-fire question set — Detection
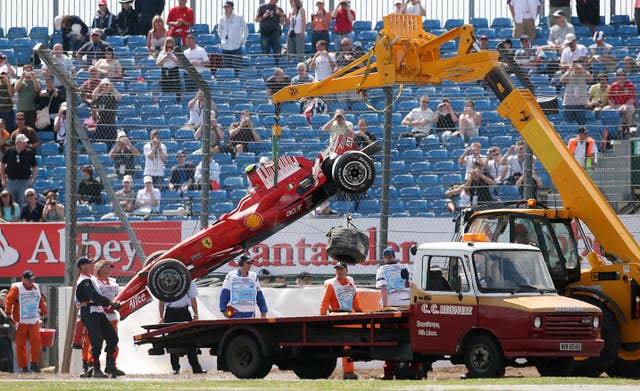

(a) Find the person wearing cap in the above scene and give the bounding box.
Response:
[219,254,268,319]
[10,111,40,151]
[605,68,637,136]
[136,175,161,213]
[311,1,332,53]
[401,0,426,16]
[136,0,166,39]
[255,0,285,64]
[0,52,16,78]
[559,33,587,71]
[95,47,124,80]
[159,279,205,374]
[559,56,592,125]
[169,149,196,194]
[1,133,38,206]
[548,1,571,28]
[331,1,356,52]
[547,9,574,51]
[166,0,194,47]
[319,261,361,379]
[76,27,112,66]
[93,0,117,37]
[42,189,65,222]
[109,130,141,178]
[115,0,138,36]
[35,75,65,133]
[478,35,490,50]
[391,1,404,15]
[143,129,168,185]
[4,269,48,373]
[567,127,597,169]
[183,34,210,92]
[508,0,539,41]
[75,256,121,378]
[219,1,249,75]
[296,271,312,286]
[52,102,68,151]
[514,34,546,74]
[58,15,90,52]
[114,174,137,213]
[78,165,104,205]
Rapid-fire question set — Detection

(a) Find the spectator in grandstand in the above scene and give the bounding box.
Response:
[465,161,495,205]
[183,35,210,93]
[14,65,40,130]
[623,56,640,75]
[80,66,102,105]
[95,47,124,80]
[500,140,536,184]
[331,1,355,52]
[115,174,137,213]
[353,118,376,149]
[459,142,486,180]
[92,78,122,147]
[391,1,404,15]
[20,188,44,222]
[302,96,328,124]
[497,39,514,68]
[0,68,15,132]
[169,150,196,194]
[336,37,365,69]
[42,190,64,222]
[83,109,99,138]
[291,62,315,85]
[286,0,306,60]
[548,1,571,28]
[255,0,285,64]
[136,175,161,214]
[445,182,471,212]
[167,0,194,47]
[453,99,482,141]
[109,130,141,178]
[52,102,68,152]
[115,0,139,36]
[484,146,509,188]
[515,169,543,198]
[0,119,9,160]
[194,151,221,190]
[311,1,332,53]
[157,37,182,103]
[567,126,597,169]
[605,68,636,138]
[309,40,336,82]
[136,0,165,36]
[265,68,291,102]
[401,0,426,16]
[186,90,205,128]
[219,1,249,74]
[78,165,104,205]
[228,110,260,155]
[400,95,435,144]
[146,15,167,58]
[143,129,168,186]
[35,76,65,134]
[508,0,539,40]
[1,134,38,206]
[587,72,609,118]
[559,33,587,71]
[560,60,592,125]
[11,112,40,151]
[478,35,490,50]
[77,28,112,66]
[195,114,225,151]
[322,109,354,151]
[55,15,90,53]
[93,0,117,37]
[576,0,600,34]
[514,35,546,74]
[433,98,459,139]
[0,53,16,78]
[587,31,615,73]
[0,189,20,222]
[546,10,574,52]
[42,44,75,96]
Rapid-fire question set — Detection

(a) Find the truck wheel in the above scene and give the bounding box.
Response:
[143,250,165,268]
[331,151,375,194]
[395,361,428,380]
[326,226,369,264]
[464,335,505,378]
[570,296,621,377]
[225,335,272,379]
[606,356,640,379]
[292,358,337,379]
[147,259,191,302]
[535,357,574,376]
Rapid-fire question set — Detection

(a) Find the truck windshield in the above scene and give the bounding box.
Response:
[472,250,556,293]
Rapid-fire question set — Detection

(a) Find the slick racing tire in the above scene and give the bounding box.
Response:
[147,259,191,302]
[143,250,166,268]
[326,226,369,264]
[331,151,375,194]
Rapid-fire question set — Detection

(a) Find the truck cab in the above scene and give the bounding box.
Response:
[410,238,603,377]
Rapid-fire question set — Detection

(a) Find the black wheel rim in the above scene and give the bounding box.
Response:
[158,269,182,294]
[342,161,367,186]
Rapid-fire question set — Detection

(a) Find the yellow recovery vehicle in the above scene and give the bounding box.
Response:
[273,14,640,377]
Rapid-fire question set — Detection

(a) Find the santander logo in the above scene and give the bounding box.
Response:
[0,230,20,267]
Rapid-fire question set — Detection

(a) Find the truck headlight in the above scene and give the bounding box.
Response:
[533,316,542,329]
[593,316,600,328]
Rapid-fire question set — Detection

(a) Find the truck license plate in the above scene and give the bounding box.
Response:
[560,343,582,351]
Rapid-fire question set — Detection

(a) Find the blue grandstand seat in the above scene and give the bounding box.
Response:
[498,185,520,201]
[419,137,441,150]
[126,35,146,48]
[235,153,256,167]
[425,149,449,161]
[395,137,416,150]
[7,27,27,39]
[93,142,108,154]
[390,160,407,175]
[444,19,464,29]
[491,135,514,148]
[405,200,431,214]
[106,36,125,47]
[416,174,438,187]
[476,28,496,39]
[574,26,590,37]
[491,17,512,29]
[391,174,416,188]
[432,160,456,172]
[389,201,405,215]
[285,114,308,128]
[469,136,489,145]
[0,28,3,38]
[0,38,9,49]
[496,28,513,39]
[357,31,377,43]
[190,23,211,35]
[482,111,502,123]
[440,173,462,188]
[352,20,371,32]
[407,161,429,173]
[29,27,49,45]
[39,143,59,156]
[399,187,421,200]
[611,14,631,26]
[48,167,67,181]
[422,186,445,199]
[423,19,441,30]
[196,34,218,46]
[470,17,489,29]
[173,129,193,140]
[212,202,236,216]
[401,149,424,163]
[617,25,637,37]
[222,176,246,190]
[474,99,492,111]
[216,68,235,80]
[127,82,148,94]
[358,200,380,214]
[599,110,620,126]
[217,115,235,126]
[11,38,32,65]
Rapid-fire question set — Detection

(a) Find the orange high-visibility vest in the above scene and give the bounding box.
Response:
[568,136,596,158]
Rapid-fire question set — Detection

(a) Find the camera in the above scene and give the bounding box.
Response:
[49,200,56,205]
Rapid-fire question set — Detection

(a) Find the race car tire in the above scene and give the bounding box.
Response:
[147,259,191,302]
[143,250,166,268]
[326,226,369,264]
[331,151,375,194]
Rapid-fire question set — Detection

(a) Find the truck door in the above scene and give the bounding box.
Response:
[410,255,478,354]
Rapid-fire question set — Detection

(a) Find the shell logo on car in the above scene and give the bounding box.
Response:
[245,213,263,230]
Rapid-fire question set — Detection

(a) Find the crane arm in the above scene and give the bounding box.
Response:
[273,14,640,264]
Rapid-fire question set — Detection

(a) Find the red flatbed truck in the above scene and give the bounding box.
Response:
[133,239,603,379]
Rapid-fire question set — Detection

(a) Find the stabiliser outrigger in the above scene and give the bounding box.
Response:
[273,14,640,377]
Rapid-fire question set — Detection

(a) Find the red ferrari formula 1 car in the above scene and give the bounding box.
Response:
[115,136,377,320]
